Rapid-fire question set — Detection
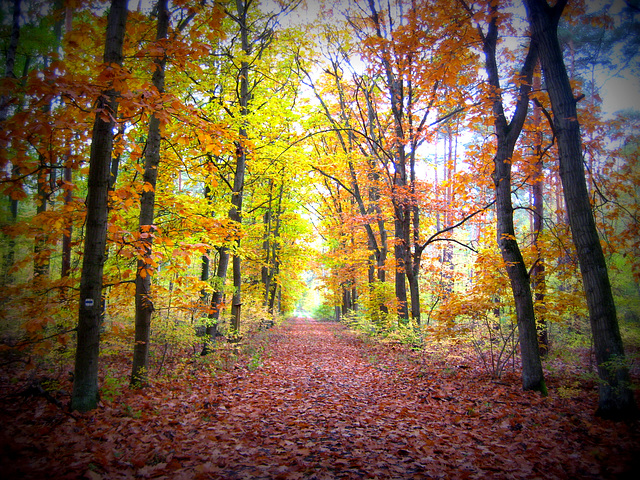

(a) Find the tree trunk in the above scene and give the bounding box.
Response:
[61,163,73,278]
[525,0,637,418]
[131,0,169,387]
[1,1,23,286]
[71,0,128,412]
[229,0,251,335]
[0,0,20,121]
[480,6,546,393]
[262,193,272,306]
[263,178,284,314]
[531,69,548,357]
[367,0,409,323]
[201,247,229,355]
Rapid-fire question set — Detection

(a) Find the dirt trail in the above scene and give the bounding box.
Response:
[214,318,430,478]
[161,318,637,479]
[1,318,639,479]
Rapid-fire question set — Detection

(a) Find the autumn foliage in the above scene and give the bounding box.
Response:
[0,0,640,471]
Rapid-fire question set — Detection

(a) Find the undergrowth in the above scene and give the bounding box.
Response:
[0,297,283,411]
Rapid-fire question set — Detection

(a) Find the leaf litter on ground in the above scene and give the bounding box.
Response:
[1,317,639,479]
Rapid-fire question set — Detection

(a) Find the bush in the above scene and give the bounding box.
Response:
[313,303,337,321]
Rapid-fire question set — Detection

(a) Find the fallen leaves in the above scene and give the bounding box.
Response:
[1,318,639,479]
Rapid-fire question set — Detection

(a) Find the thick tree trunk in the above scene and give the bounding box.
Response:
[408,146,421,324]
[33,167,51,280]
[407,262,420,323]
[367,0,409,323]
[393,210,409,321]
[525,0,636,418]
[0,0,20,121]
[229,141,246,334]
[72,0,128,412]
[494,143,546,392]
[131,0,169,387]
[2,1,23,285]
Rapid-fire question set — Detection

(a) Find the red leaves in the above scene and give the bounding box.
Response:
[1,318,639,479]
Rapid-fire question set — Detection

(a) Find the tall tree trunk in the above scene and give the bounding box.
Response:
[531,69,548,357]
[34,163,50,280]
[0,0,20,122]
[364,82,389,287]
[229,0,251,334]
[479,5,546,393]
[130,0,169,387]
[1,0,23,286]
[408,143,421,323]
[198,185,212,324]
[71,0,128,412]
[367,0,409,323]
[525,0,637,419]
[266,182,284,314]
[261,183,273,306]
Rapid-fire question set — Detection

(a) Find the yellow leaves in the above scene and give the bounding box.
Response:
[197,131,223,155]
[66,28,93,50]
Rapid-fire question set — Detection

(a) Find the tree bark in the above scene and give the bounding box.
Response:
[71,0,128,412]
[531,69,548,357]
[524,0,637,418]
[0,0,20,121]
[33,166,51,280]
[130,0,169,387]
[61,162,73,278]
[367,0,410,323]
[480,5,546,393]
[229,0,251,335]
[1,0,23,286]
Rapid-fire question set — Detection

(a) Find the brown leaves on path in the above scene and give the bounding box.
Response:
[1,318,639,479]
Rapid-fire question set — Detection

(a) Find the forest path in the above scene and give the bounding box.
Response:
[160,318,635,479]
[216,317,432,478]
[2,318,639,479]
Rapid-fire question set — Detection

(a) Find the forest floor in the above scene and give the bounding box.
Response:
[1,317,640,479]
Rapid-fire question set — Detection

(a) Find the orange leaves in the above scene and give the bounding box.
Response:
[197,131,223,155]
